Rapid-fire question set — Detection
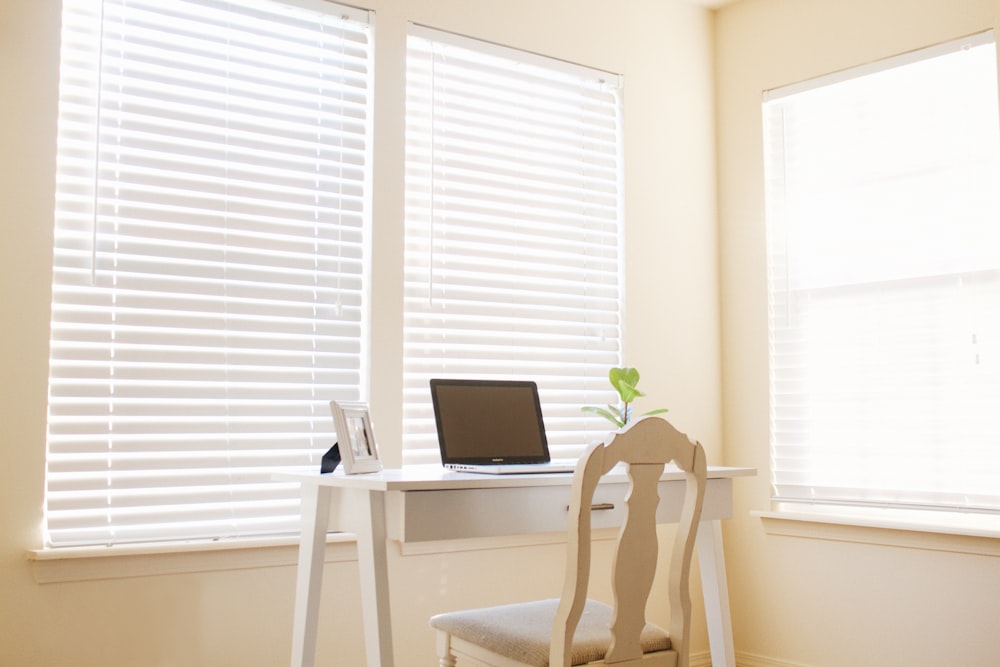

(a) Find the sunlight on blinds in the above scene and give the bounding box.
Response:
[402,25,624,464]
[764,31,1000,514]
[46,0,373,547]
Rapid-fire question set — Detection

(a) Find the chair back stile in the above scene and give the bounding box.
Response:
[667,440,706,665]
[550,444,605,667]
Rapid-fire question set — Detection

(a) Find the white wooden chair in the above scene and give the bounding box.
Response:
[429,416,708,667]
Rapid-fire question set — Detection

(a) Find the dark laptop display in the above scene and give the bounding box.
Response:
[429,378,575,473]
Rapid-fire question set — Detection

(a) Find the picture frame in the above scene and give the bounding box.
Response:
[329,400,382,474]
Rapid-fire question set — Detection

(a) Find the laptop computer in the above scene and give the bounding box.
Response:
[429,378,578,474]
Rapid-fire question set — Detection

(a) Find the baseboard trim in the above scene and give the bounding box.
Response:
[689,649,713,667]
[737,650,813,667]
[689,649,812,667]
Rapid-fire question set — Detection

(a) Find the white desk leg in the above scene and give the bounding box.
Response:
[697,519,736,667]
[353,489,395,667]
[291,483,331,667]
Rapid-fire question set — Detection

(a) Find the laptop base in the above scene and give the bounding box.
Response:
[445,459,577,474]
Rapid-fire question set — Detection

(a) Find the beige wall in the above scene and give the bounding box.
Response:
[0,1,721,665]
[715,0,1000,665]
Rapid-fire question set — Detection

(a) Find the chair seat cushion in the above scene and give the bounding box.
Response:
[429,598,671,666]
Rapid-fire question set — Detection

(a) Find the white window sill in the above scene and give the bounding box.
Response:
[27,530,587,583]
[754,506,1000,557]
[28,533,358,584]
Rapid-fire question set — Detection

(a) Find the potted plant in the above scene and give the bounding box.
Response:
[582,367,668,428]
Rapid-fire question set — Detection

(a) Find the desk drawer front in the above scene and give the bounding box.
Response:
[393,479,732,543]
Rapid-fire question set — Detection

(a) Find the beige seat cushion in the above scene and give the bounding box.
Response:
[430,598,671,667]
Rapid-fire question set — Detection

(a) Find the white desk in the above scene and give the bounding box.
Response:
[281,464,754,667]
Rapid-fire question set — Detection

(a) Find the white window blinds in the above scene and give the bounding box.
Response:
[402,26,624,464]
[763,32,1000,514]
[46,0,373,547]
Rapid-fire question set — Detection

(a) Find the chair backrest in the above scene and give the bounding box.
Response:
[549,416,707,667]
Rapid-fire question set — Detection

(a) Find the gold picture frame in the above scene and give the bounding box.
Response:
[329,400,382,474]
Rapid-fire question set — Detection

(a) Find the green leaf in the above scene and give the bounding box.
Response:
[581,405,625,428]
[609,367,638,389]
[615,382,644,404]
[640,408,669,417]
[609,367,644,403]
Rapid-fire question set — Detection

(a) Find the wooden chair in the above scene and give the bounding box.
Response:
[429,416,708,667]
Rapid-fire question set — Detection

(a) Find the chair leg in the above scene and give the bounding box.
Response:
[435,630,457,667]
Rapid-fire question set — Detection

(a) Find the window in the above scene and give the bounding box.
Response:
[402,25,625,463]
[46,0,373,548]
[763,32,1000,516]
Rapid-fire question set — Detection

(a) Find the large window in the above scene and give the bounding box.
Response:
[402,26,625,463]
[763,32,1000,516]
[45,0,373,547]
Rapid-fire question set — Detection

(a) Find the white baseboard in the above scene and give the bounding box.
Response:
[736,650,813,667]
[689,649,713,667]
[689,649,811,667]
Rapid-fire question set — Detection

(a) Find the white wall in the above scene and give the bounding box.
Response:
[0,1,721,665]
[715,0,1000,665]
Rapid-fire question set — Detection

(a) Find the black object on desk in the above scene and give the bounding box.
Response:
[321,442,341,473]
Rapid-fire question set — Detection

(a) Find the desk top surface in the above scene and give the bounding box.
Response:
[276,463,756,491]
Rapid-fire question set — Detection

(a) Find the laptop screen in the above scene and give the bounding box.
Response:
[430,379,550,464]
